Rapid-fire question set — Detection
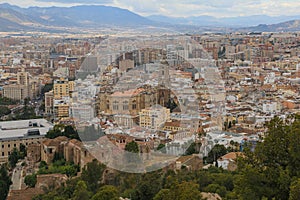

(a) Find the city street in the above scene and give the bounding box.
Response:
[10,162,23,190]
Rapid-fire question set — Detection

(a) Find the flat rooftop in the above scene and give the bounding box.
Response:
[0,119,53,141]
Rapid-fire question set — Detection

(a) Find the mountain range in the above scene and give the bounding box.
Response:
[147,14,300,27]
[0,3,300,33]
[0,3,155,32]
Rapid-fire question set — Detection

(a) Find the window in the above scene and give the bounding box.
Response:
[113,101,119,110]
[8,144,10,148]
[2,152,4,156]
[14,144,16,147]
[123,101,129,110]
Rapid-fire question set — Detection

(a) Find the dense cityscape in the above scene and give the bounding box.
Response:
[0,1,300,200]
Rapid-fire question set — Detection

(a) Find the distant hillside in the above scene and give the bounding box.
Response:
[242,20,300,32]
[147,14,300,27]
[26,5,154,27]
[0,17,27,31]
[0,3,300,33]
[0,3,157,32]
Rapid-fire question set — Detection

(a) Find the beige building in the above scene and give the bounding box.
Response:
[53,78,74,99]
[139,106,170,130]
[2,71,36,101]
[0,119,53,163]
[97,87,158,128]
[3,84,30,100]
[97,87,170,116]
[53,103,70,119]
[46,78,75,120]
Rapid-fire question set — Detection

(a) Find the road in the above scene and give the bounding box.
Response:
[10,162,23,190]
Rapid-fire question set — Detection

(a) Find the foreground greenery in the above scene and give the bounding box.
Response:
[38,158,79,178]
[8,144,27,168]
[0,97,18,105]
[0,164,11,200]
[5,98,41,121]
[0,106,11,117]
[24,158,79,188]
[46,124,80,140]
[33,115,300,200]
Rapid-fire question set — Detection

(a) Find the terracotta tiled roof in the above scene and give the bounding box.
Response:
[218,152,243,161]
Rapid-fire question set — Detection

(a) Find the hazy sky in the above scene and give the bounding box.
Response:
[1,0,300,17]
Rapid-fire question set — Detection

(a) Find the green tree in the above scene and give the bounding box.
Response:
[64,165,78,177]
[46,125,80,140]
[24,174,37,187]
[206,144,227,163]
[0,165,11,200]
[165,182,203,200]
[125,141,139,153]
[8,148,19,168]
[45,124,64,139]
[289,178,300,200]
[72,181,91,200]
[153,189,171,200]
[81,160,106,193]
[136,172,163,200]
[287,115,300,177]
[0,181,9,200]
[91,185,119,200]
[157,144,165,151]
[204,183,227,197]
[184,142,199,155]
[0,97,17,105]
[125,141,140,163]
[39,161,47,169]
[0,106,11,117]
[234,115,300,199]
[234,165,265,200]
[41,83,53,96]
[19,143,27,159]
[64,125,80,140]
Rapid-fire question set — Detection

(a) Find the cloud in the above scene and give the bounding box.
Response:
[36,0,113,3]
[1,0,300,17]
